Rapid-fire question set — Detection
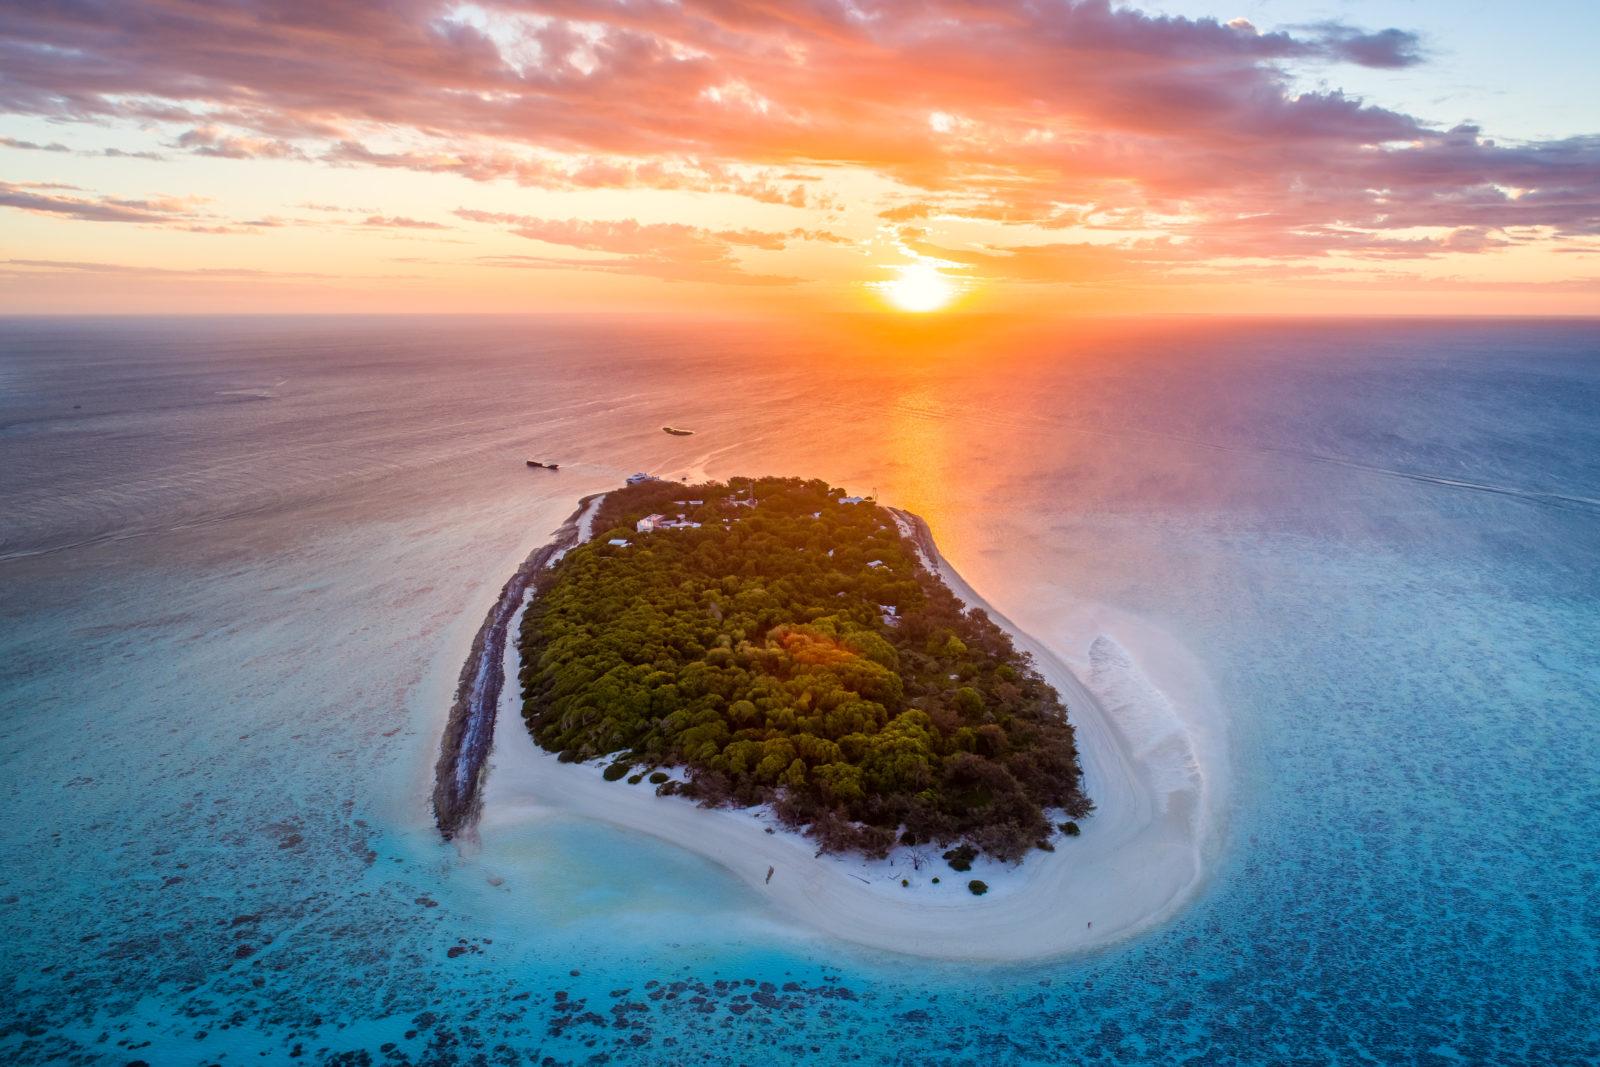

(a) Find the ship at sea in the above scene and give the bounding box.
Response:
[662,426,694,436]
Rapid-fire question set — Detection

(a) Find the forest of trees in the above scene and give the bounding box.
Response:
[518,476,1091,862]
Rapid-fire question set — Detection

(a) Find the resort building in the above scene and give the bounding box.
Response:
[637,513,703,532]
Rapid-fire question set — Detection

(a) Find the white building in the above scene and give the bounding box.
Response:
[608,538,630,547]
[626,472,654,485]
[638,513,702,532]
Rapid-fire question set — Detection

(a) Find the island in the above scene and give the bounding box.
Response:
[517,476,1092,864]
[438,474,1221,961]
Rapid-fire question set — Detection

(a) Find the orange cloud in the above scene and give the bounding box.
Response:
[456,211,848,284]
[1,0,1596,306]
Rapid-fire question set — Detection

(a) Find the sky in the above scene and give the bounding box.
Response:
[1,0,1597,316]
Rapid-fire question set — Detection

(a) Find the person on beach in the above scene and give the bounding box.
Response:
[766,866,775,884]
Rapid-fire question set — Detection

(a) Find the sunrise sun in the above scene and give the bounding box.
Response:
[878,262,957,313]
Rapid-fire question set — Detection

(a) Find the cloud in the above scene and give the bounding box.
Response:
[175,126,304,160]
[0,0,1594,282]
[880,203,937,223]
[479,252,800,286]
[0,259,425,289]
[1,258,334,278]
[1,135,69,152]
[362,214,449,230]
[457,211,833,284]
[0,180,273,233]
[0,181,191,223]
[1304,23,1425,69]
[0,179,450,235]
[324,140,814,206]
[1,136,166,159]
[880,198,1088,228]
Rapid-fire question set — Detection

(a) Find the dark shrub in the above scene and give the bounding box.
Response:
[855,823,897,861]
[656,780,682,797]
[1059,821,1081,837]
[627,773,644,784]
[931,877,940,884]
[900,879,909,887]
[942,844,978,872]
[968,879,988,896]
[649,771,670,784]
[602,761,632,782]
[1037,839,1055,852]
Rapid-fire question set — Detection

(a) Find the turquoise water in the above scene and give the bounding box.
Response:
[1,316,1596,1064]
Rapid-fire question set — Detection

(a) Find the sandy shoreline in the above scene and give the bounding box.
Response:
[474,501,1227,961]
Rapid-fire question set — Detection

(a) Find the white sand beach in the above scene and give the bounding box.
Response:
[476,505,1228,962]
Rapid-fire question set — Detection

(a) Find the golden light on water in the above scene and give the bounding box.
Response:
[877,261,958,313]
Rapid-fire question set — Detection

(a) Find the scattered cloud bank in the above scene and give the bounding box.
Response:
[1,0,1596,294]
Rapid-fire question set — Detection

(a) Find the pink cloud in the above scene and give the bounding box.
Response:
[362,214,450,230]
[324,141,814,206]
[0,0,1595,275]
[175,126,305,160]
[0,180,199,224]
[458,210,848,282]
[1,135,69,152]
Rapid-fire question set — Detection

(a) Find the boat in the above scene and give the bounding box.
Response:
[526,460,560,470]
[662,426,695,436]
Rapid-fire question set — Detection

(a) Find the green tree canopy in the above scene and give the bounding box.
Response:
[519,476,1091,861]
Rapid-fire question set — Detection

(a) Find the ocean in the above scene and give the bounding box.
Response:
[1,315,1596,1064]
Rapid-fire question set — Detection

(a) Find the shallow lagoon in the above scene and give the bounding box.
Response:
[1,316,1596,1063]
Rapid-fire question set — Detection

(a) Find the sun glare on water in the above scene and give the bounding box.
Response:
[879,262,957,313]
